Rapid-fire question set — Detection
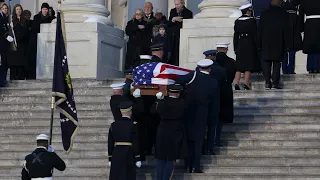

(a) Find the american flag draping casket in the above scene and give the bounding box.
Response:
[132,62,192,85]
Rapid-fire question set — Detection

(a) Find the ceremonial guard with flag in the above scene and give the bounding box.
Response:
[21,134,66,180]
[108,101,142,180]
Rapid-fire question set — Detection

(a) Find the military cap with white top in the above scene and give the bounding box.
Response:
[239,3,252,10]
[216,42,230,48]
[139,55,152,60]
[36,134,49,141]
[197,59,213,68]
[110,83,126,90]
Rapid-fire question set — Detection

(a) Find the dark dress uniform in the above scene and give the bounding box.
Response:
[216,52,236,124]
[233,15,260,73]
[176,68,219,172]
[168,7,193,66]
[21,147,66,180]
[299,0,320,54]
[125,19,151,69]
[0,9,9,86]
[155,91,187,180]
[282,0,302,74]
[108,115,140,180]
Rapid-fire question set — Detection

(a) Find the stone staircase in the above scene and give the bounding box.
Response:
[0,74,320,179]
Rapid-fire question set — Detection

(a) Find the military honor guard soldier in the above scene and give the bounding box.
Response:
[21,134,66,180]
[176,59,219,173]
[155,84,187,180]
[108,101,142,180]
[233,3,260,90]
[150,43,165,63]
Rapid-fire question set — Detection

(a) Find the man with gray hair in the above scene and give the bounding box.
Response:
[168,0,193,66]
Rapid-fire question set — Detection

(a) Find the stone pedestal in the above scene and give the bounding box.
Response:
[179,0,249,70]
[36,0,126,80]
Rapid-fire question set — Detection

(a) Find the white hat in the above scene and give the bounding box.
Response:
[139,55,152,60]
[216,42,230,48]
[197,59,213,68]
[36,134,49,141]
[239,3,252,10]
[155,9,163,13]
[110,83,126,90]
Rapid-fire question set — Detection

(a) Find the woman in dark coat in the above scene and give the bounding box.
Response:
[281,0,302,74]
[7,4,29,80]
[125,9,150,69]
[27,3,52,79]
[233,4,260,90]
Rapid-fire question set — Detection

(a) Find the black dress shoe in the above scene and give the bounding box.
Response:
[265,84,272,90]
[272,84,283,89]
[243,84,251,90]
[192,168,204,173]
[234,84,240,90]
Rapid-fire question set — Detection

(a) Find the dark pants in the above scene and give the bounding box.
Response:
[206,120,219,151]
[186,138,204,170]
[307,54,320,72]
[170,36,180,66]
[282,51,296,74]
[10,66,25,80]
[263,61,281,85]
[156,160,174,180]
[214,122,224,146]
[0,66,6,87]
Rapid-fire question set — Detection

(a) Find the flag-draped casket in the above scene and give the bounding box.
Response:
[131,62,192,95]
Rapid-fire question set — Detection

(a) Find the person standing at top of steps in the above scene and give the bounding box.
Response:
[21,134,66,180]
[176,59,219,173]
[154,84,187,180]
[109,83,146,161]
[258,0,290,90]
[108,101,142,180]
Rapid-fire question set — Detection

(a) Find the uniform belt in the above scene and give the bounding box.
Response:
[306,15,320,19]
[31,177,52,180]
[115,142,132,146]
[286,10,297,14]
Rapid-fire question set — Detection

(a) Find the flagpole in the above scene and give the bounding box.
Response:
[49,0,63,145]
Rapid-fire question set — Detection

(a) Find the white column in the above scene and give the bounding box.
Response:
[146,0,168,17]
[61,0,113,26]
[195,0,249,18]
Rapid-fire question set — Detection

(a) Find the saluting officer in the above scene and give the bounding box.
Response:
[176,59,219,173]
[22,134,66,180]
[154,84,187,180]
[108,101,142,180]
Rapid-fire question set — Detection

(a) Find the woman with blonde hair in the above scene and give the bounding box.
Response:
[125,9,150,69]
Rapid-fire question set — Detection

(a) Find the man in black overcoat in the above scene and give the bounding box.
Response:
[176,59,219,173]
[168,0,193,66]
[258,0,290,89]
[22,134,66,180]
[108,101,142,180]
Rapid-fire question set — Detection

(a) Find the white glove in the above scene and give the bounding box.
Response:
[156,92,164,100]
[133,89,141,98]
[108,162,111,167]
[135,161,142,168]
[9,22,13,27]
[130,82,134,90]
[48,145,54,152]
[6,36,13,42]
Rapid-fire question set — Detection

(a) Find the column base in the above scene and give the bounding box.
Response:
[179,18,237,69]
[37,22,125,80]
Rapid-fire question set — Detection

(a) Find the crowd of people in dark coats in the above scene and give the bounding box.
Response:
[124,0,193,69]
[0,2,56,86]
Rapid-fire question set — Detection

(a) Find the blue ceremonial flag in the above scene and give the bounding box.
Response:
[52,11,79,153]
